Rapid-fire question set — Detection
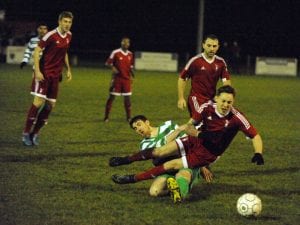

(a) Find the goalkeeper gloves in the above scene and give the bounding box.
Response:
[20,62,27,69]
[251,153,264,165]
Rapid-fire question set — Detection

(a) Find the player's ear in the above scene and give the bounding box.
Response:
[145,120,150,126]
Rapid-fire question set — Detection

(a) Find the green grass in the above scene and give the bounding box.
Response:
[0,64,299,225]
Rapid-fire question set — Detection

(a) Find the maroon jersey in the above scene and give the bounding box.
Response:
[106,48,134,80]
[194,101,257,156]
[38,28,72,78]
[180,53,230,101]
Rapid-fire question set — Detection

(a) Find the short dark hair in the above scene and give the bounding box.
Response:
[216,85,236,97]
[203,34,219,43]
[59,11,74,20]
[37,22,48,28]
[129,115,148,128]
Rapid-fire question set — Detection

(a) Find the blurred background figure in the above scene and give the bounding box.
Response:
[230,41,241,74]
[20,22,48,69]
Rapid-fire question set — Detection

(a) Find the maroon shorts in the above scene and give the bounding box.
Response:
[30,74,60,102]
[109,77,132,96]
[188,95,209,119]
[176,136,218,168]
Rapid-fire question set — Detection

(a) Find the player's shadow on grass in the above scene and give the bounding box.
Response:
[0,152,111,163]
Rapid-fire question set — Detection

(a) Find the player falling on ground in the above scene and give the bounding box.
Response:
[178,34,231,123]
[124,115,213,203]
[110,86,264,203]
[22,11,74,146]
[103,37,134,123]
[20,23,48,69]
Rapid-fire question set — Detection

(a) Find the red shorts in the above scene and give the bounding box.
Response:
[188,95,209,119]
[30,74,60,102]
[176,136,218,168]
[109,77,132,96]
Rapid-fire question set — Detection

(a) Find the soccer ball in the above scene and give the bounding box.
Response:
[236,193,262,217]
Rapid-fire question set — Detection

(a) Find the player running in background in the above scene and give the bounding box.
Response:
[103,37,134,123]
[110,86,264,203]
[22,11,74,146]
[111,115,213,203]
[178,34,231,122]
[20,23,48,69]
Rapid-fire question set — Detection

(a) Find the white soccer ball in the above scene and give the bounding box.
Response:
[236,193,262,217]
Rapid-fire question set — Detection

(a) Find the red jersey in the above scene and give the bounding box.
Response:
[106,48,134,80]
[194,101,257,156]
[180,53,230,101]
[38,28,72,78]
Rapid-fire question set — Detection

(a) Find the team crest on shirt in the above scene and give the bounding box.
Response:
[201,66,206,70]
[56,40,60,44]
[119,57,123,60]
[66,38,69,44]
[207,116,212,120]
[224,120,229,127]
[215,64,219,71]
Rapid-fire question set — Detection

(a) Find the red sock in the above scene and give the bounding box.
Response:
[104,97,114,119]
[128,148,154,162]
[32,104,52,134]
[134,165,167,181]
[23,104,39,133]
[124,97,131,119]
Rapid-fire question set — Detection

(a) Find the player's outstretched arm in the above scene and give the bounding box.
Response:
[177,78,187,110]
[251,134,264,165]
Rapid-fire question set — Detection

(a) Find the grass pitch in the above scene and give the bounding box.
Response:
[0,64,299,225]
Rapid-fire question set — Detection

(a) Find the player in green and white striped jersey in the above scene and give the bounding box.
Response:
[129,115,213,202]
[20,23,48,69]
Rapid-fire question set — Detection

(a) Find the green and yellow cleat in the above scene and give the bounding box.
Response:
[167,177,182,203]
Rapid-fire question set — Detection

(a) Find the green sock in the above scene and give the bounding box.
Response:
[176,177,189,198]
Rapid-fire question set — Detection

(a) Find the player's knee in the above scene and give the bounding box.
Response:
[149,187,162,197]
[176,170,192,182]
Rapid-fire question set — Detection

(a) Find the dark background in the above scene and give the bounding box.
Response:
[1,0,299,58]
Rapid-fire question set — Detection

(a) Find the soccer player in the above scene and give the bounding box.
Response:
[125,115,213,202]
[103,37,134,122]
[20,23,48,69]
[178,34,231,122]
[22,11,74,146]
[110,86,264,203]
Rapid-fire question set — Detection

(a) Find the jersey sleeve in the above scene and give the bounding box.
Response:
[105,51,115,66]
[221,60,230,82]
[235,112,258,138]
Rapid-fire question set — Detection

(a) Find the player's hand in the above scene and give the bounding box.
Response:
[200,166,213,183]
[112,66,119,75]
[177,98,186,110]
[251,153,264,165]
[35,71,44,81]
[20,62,27,69]
[66,70,72,82]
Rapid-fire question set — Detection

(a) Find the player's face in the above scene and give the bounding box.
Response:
[202,38,219,59]
[121,38,130,50]
[215,93,234,116]
[58,17,73,34]
[132,120,151,138]
[37,26,48,38]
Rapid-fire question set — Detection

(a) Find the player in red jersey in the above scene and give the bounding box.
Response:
[178,34,231,122]
[109,86,264,191]
[22,11,74,146]
[104,37,134,122]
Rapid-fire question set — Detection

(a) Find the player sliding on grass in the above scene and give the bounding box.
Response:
[127,115,213,203]
[110,86,264,203]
